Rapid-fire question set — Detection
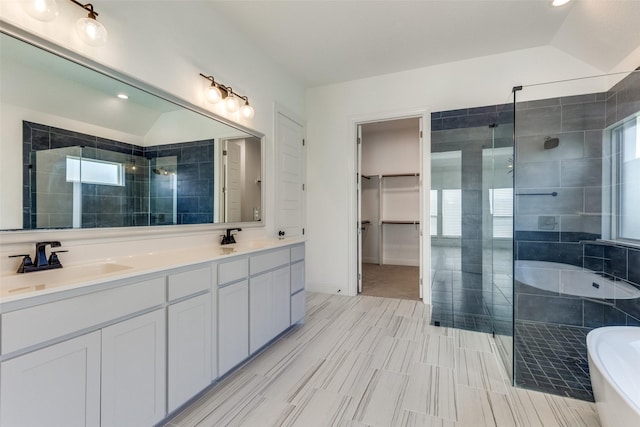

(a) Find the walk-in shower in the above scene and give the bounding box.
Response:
[430,68,640,402]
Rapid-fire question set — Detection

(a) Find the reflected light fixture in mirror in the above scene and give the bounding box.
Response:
[23,0,59,21]
[199,73,254,118]
[70,0,107,46]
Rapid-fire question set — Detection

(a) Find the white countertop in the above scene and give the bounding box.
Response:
[0,237,305,305]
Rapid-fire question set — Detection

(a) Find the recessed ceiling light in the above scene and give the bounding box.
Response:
[551,0,571,7]
[117,93,129,100]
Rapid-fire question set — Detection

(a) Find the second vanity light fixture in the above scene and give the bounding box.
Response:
[199,73,255,119]
[23,0,108,46]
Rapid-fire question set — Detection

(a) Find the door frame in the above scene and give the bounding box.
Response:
[349,108,431,303]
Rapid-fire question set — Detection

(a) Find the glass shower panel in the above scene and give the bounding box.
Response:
[430,151,462,328]
[486,101,515,380]
[513,69,640,401]
[150,156,178,225]
[31,146,83,229]
[80,147,149,228]
[430,123,503,333]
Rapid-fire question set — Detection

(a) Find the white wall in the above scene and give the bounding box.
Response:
[305,45,631,296]
[0,1,305,258]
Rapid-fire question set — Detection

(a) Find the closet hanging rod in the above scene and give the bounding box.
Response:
[381,220,420,225]
[381,173,419,178]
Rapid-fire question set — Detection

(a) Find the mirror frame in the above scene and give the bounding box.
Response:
[0,21,266,244]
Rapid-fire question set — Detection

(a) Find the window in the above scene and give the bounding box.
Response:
[66,156,124,186]
[489,188,513,238]
[616,115,640,241]
[442,189,461,237]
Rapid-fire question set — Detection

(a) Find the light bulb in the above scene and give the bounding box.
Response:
[24,0,59,21]
[240,102,255,119]
[206,84,222,104]
[76,16,108,46]
[224,94,239,113]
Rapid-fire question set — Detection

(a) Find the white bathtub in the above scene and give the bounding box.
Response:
[587,326,640,427]
[515,260,640,299]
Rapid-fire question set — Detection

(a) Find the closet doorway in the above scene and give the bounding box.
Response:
[357,117,423,300]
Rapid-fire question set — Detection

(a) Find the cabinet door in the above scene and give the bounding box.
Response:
[291,261,305,294]
[168,293,212,413]
[101,309,166,427]
[249,272,272,353]
[218,280,249,375]
[272,266,292,333]
[250,267,291,354]
[0,331,101,427]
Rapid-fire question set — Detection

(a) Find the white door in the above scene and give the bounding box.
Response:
[225,140,243,222]
[276,111,305,237]
[101,309,166,427]
[0,332,101,427]
[357,124,363,293]
[168,293,213,412]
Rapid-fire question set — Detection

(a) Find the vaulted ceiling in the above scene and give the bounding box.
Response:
[210,0,640,88]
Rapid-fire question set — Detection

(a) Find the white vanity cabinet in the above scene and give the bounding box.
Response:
[0,240,305,427]
[290,243,306,324]
[167,265,213,413]
[249,248,291,353]
[0,331,101,427]
[101,308,166,427]
[217,257,250,376]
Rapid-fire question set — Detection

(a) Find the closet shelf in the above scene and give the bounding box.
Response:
[381,220,420,225]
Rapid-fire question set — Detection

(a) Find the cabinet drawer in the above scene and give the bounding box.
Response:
[250,249,289,276]
[291,261,305,294]
[218,258,248,285]
[1,277,165,355]
[291,244,305,262]
[168,265,211,301]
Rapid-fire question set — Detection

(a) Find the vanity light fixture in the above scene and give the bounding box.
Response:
[240,96,255,119]
[23,0,59,21]
[69,0,108,46]
[199,73,255,118]
[551,0,571,6]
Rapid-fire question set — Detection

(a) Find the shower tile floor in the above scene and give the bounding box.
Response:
[515,321,593,402]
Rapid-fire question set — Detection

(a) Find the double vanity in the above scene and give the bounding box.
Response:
[0,238,306,427]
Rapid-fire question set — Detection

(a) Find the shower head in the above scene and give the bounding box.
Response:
[544,137,560,150]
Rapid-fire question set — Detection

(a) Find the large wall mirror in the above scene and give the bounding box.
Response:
[0,29,264,231]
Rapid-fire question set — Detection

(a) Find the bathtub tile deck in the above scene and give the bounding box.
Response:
[164,293,600,427]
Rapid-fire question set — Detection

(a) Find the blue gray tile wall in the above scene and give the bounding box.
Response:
[514,70,640,331]
[23,121,214,228]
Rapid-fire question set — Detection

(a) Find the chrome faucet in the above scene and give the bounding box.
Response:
[220,228,241,245]
[9,241,67,273]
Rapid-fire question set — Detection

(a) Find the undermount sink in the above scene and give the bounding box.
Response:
[1,262,134,299]
[69,262,133,276]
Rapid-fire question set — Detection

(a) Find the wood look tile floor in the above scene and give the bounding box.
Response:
[163,292,600,427]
